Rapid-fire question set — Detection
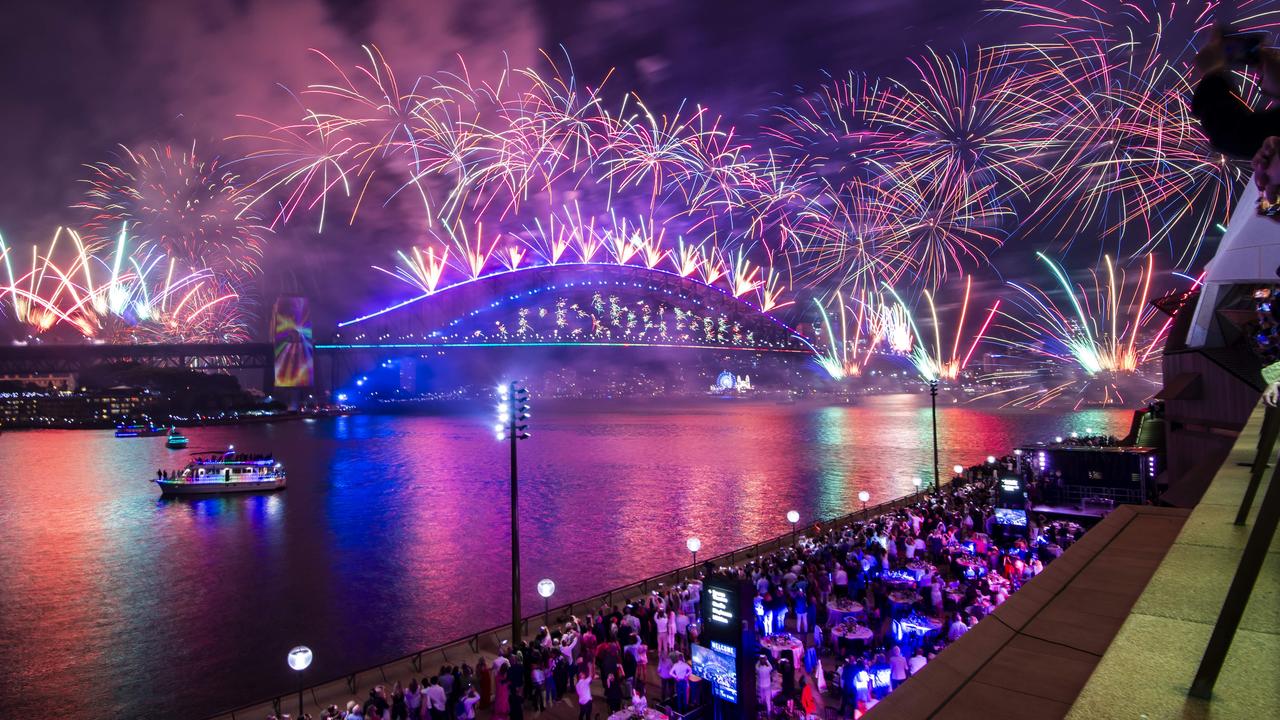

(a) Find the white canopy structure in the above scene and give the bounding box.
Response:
[1189,183,1280,347]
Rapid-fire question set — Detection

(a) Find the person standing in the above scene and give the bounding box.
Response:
[530,659,546,713]
[888,646,908,689]
[778,651,796,703]
[793,588,809,634]
[575,670,593,720]
[799,676,818,720]
[655,609,671,657]
[580,626,598,679]
[461,687,480,720]
[493,667,510,720]
[406,679,422,720]
[475,659,492,713]
[391,682,408,720]
[605,665,625,712]
[669,652,693,711]
[425,677,447,720]
[633,638,649,691]
[755,655,774,715]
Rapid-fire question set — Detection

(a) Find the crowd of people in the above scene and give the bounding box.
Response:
[282,582,712,720]
[264,452,1089,720]
[1055,434,1120,448]
[718,458,1085,717]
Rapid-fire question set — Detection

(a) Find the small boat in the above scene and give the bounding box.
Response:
[155,447,286,496]
[165,428,189,449]
[116,422,165,438]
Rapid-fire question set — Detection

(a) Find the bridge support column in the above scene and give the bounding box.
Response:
[399,357,418,393]
[262,345,275,396]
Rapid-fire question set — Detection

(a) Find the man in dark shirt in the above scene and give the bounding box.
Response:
[1191,27,1280,159]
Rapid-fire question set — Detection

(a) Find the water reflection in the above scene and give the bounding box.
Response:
[0,400,1131,719]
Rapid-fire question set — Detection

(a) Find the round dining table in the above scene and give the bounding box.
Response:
[608,709,669,720]
[888,590,922,615]
[905,560,936,582]
[831,622,874,653]
[826,598,864,626]
[760,632,804,661]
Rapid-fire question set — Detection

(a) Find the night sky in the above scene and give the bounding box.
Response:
[0,1,1233,329]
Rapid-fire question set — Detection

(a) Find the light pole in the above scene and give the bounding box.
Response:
[929,379,940,492]
[537,578,556,628]
[858,490,870,516]
[686,536,701,570]
[786,510,800,545]
[287,645,313,719]
[912,476,922,499]
[497,382,531,645]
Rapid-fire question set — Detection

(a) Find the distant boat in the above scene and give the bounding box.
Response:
[165,428,189,449]
[155,447,286,496]
[116,422,164,438]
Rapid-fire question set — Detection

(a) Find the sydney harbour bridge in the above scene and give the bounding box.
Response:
[0,262,819,393]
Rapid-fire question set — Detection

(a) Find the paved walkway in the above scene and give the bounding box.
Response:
[1064,403,1280,719]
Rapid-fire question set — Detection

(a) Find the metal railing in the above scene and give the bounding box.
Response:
[1059,485,1145,507]
[206,485,944,719]
[1189,404,1280,698]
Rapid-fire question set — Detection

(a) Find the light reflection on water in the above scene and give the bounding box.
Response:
[0,399,1130,719]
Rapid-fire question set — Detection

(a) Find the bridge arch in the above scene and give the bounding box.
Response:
[334,263,815,354]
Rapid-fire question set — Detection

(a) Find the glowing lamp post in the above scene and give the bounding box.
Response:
[287,645,313,719]
[537,578,556,627]
[986,455,997,465]
[786,510,800,545]
[497,382,531,644]
[912,476,923,497]
[686,536,701,569]
[928,379,940,493]
[953,464,965,479]
[858,490,870,515]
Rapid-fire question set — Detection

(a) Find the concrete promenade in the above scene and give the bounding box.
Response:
[1064,403,1280,718]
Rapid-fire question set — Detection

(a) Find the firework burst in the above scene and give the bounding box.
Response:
[78,143,266,281]
[885,276,1001,382]
[986,0,1280,265]
[869,46,1060,206]
[0,226,249,343]
[980,252,1172,408]
[811,290,890,380]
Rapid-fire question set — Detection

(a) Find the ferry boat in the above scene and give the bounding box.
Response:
[165,428,189,449]
[155,447,286,496]
[116,422,165,438]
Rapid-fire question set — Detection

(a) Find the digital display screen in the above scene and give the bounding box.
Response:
[691,642,738,703]
[701,581,739,645]
[997,476,1025,510]
[272,296,314,387]
[995,508,1028,527]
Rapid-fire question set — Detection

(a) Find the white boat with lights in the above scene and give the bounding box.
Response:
[155,447,286,496]
[165,427,189,449]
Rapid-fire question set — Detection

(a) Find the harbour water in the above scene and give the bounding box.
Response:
[0,396,1131,718]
